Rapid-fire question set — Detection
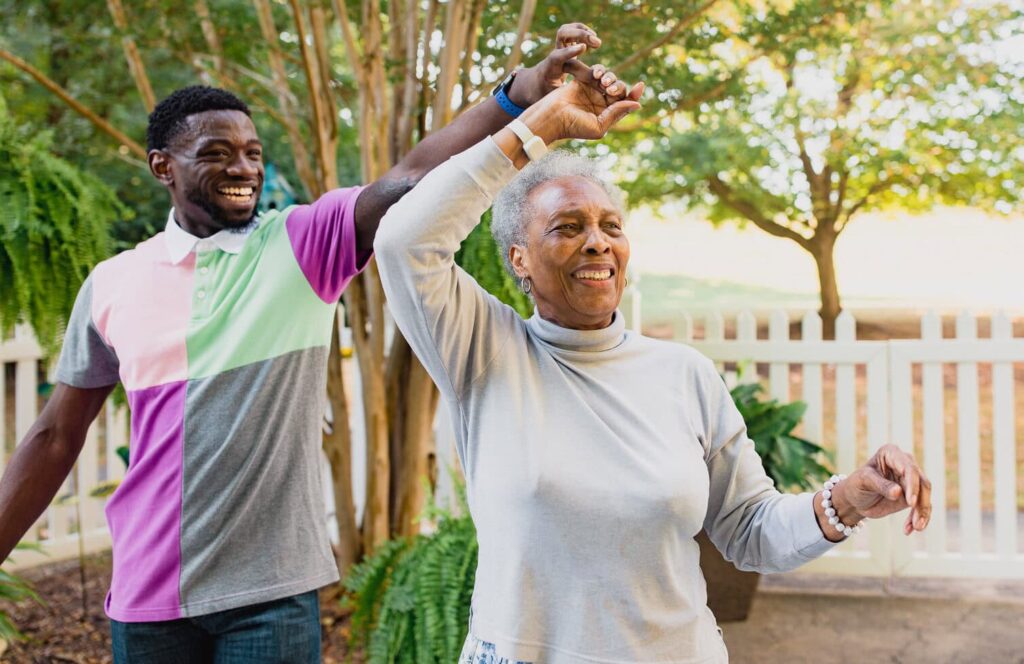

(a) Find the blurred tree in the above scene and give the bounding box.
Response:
[624,0,1024,335]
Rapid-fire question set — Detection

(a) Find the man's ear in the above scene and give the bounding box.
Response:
[148,150,174,186]
[509,245,529,279]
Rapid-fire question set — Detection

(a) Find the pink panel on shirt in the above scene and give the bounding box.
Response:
[91,234,194,391]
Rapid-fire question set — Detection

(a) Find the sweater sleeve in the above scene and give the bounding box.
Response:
[374,137,522,407]
[699,359,837,573]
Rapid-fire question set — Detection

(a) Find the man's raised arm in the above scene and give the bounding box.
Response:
[352,23,603,255]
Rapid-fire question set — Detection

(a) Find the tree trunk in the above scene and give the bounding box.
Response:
[323,318,361,576]
[386,336,440,538]
[811,233,841,339]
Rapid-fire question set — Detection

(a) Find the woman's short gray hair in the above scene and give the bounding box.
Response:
[491,150,627,284]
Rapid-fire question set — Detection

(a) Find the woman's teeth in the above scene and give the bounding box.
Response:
[575,270,612,281]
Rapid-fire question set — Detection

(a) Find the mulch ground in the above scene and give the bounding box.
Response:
[1,551,358,663]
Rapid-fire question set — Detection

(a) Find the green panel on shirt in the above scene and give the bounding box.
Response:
[185,212,334,379]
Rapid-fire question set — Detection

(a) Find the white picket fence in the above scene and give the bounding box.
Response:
[4,308,1023,581]
[679,309,1024,579]
[0,326,128,570]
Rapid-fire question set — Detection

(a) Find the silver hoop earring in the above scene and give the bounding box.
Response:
[522,277,532,294]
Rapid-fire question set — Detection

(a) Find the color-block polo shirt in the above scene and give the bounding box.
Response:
[55,187,367,622]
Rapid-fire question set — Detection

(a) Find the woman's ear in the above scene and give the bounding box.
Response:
[509,245,529,279]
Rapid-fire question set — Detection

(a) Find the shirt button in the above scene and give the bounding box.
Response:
[200,266,209,275]
[197,290,207,300]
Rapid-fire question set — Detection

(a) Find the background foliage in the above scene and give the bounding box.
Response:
[0,93,121,352]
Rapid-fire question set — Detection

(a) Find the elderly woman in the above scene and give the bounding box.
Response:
[374,69,932,663]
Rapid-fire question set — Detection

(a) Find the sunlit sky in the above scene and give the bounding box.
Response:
[628,206,1024,313]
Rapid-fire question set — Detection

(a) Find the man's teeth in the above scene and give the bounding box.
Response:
[575,270,612,281]
[218,187,253,197]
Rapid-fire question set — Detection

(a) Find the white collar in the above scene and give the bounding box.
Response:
[163,208,258,265]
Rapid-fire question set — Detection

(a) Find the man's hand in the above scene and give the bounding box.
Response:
[508,23,603,107]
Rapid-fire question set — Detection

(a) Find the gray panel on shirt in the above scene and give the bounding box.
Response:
[54,275,121,388]
[178,346,337,614]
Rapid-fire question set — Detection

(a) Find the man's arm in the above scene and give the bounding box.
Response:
[353,23,602,255]
[0,382,113,561]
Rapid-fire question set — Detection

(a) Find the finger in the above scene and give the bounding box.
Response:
[597,99,642,133]
[600,71,619,89]
[904,511,914,536]
[605,81,629,99]
[564,58,595,82]
[627,81,645,101]
[914,476,932,530]
[591,64,607,80]
[883,447,920,507]
[863,466,903,503]
[548,42,588,66]
[556,23,601,49]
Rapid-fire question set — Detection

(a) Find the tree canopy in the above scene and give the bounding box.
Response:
[621,0,1024,329]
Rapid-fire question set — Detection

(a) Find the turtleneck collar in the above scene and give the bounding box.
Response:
[526,309,628,353]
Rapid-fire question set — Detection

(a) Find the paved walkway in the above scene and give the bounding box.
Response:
[720,574,1024,663]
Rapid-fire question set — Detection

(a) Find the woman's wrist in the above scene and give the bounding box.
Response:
[517,102,563,146]
[829,480,865,526]
[814,480,865,543]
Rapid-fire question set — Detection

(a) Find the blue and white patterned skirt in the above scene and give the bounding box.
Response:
[459,633,533,664]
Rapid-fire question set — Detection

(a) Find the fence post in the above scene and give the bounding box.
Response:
[991,312,1017,558]
[800,312,823,444]
[834,311,857,474]
[920,311,947,555]
[955,311,982,556]
[768,310,789,402]
[736,311,757,384]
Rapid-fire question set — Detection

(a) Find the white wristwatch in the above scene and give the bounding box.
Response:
[507,119,548,162]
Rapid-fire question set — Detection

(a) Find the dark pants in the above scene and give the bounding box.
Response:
[110,590,320,664]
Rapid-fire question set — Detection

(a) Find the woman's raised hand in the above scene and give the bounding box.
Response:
[519,61,645,144]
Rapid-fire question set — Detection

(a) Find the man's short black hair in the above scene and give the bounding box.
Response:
[146,85,251,152]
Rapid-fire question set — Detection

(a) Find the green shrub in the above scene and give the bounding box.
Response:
[730,383,832,492]
[1,543,43,643]
[343,485,477,663]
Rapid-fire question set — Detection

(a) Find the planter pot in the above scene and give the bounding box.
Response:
[696,530,761,623]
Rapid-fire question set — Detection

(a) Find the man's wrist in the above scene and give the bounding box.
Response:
[505,67,538,108]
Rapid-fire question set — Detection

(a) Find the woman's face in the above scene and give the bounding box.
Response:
[510,176,630,330]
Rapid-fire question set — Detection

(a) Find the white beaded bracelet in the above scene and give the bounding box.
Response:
[821,474,864,538]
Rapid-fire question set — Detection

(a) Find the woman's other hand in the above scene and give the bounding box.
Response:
[827,444,933,538]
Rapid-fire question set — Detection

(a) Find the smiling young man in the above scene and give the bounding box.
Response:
[0,24,605,663]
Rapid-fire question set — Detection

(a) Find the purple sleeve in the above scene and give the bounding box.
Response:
[285,185,371,303]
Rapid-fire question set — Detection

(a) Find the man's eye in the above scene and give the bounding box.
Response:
[248,150,263,158]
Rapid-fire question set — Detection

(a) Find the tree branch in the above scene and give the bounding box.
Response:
[614,0,720,72]
[252,0,316,198]
[839,179,892,232]
[106,0,157,112]
[708,175,812,249]
[193,0,224,75]
[0,48,146,158]
[501,0,538,75]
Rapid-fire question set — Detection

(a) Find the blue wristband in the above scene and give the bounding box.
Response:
[494,86,527,118]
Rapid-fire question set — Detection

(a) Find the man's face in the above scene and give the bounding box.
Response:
[150,110,265,235]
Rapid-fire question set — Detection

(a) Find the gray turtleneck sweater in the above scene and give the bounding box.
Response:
[375,138,835,664]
